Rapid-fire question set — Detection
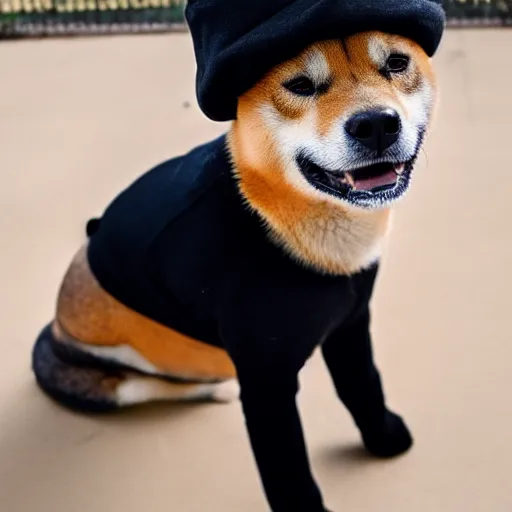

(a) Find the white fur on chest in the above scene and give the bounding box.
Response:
[269,208,391,276]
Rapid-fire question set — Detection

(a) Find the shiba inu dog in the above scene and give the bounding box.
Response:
[32,30,439,512]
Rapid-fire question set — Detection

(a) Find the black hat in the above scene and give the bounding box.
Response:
[185,0,445,122]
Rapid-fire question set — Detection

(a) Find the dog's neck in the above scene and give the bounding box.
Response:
[227,132,392,276]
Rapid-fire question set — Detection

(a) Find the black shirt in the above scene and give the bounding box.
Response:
[88,134,379,511]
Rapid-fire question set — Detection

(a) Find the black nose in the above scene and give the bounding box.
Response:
[345,108,401,154]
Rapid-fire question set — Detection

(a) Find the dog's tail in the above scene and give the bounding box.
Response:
[32,323,239,413]
[32,323,121,413]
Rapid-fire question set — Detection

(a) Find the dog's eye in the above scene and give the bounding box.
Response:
[385,54,410,74]
[284,76,316,97]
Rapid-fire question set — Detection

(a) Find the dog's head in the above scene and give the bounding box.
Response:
[231,31,437,211]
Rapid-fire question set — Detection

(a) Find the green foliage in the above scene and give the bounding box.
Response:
[1,0,512,37]
[445,0,512,18]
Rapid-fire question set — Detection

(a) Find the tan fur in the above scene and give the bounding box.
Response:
[230,32,436,275]
[43,32,436,405]
[228,130,391,275]
[55,246,236,381]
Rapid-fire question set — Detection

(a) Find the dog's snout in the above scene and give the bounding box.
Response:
[345,108,401,154]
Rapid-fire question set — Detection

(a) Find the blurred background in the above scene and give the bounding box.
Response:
[0,0,186,36]
[1,0,512,36]
[1,2,511,512]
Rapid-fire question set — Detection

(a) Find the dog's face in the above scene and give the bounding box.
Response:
[234,32,437,210]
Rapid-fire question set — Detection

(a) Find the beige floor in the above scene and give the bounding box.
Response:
[1,29,511,512]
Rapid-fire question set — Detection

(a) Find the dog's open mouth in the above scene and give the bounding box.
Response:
[338,162,403,192]
[296,154,415,208]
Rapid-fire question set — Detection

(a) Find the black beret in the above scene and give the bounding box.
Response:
[185,0,445,122]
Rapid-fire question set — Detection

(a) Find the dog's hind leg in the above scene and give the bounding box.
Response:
[32,324,239,412]
[32,245,238,412]
[115,375,239,406]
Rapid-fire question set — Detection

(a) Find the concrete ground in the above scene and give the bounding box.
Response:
[1,29,511,512]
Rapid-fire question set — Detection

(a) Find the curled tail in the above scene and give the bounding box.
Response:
[32,324,120,412]
[32,323,239,413]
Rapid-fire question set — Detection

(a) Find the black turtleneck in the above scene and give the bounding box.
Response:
[87,135,404,511]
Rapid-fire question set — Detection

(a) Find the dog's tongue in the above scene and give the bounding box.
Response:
[352,170,397,191]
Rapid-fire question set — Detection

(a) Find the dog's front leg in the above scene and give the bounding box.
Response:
[322,306,413,458]
[236,367,328,512]
[220,279,332,511]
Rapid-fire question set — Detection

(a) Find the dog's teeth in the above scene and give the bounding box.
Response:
[394,164,405,175]
[344,172,356,189]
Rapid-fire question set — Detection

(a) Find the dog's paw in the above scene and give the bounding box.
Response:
[211,379,240,403]
[362,411,413,458]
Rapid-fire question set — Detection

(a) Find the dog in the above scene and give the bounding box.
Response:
[33,32,438,512]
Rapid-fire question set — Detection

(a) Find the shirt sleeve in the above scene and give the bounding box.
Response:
[218,275,331,511]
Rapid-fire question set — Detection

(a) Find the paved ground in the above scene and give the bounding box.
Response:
[1,29,511,512]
